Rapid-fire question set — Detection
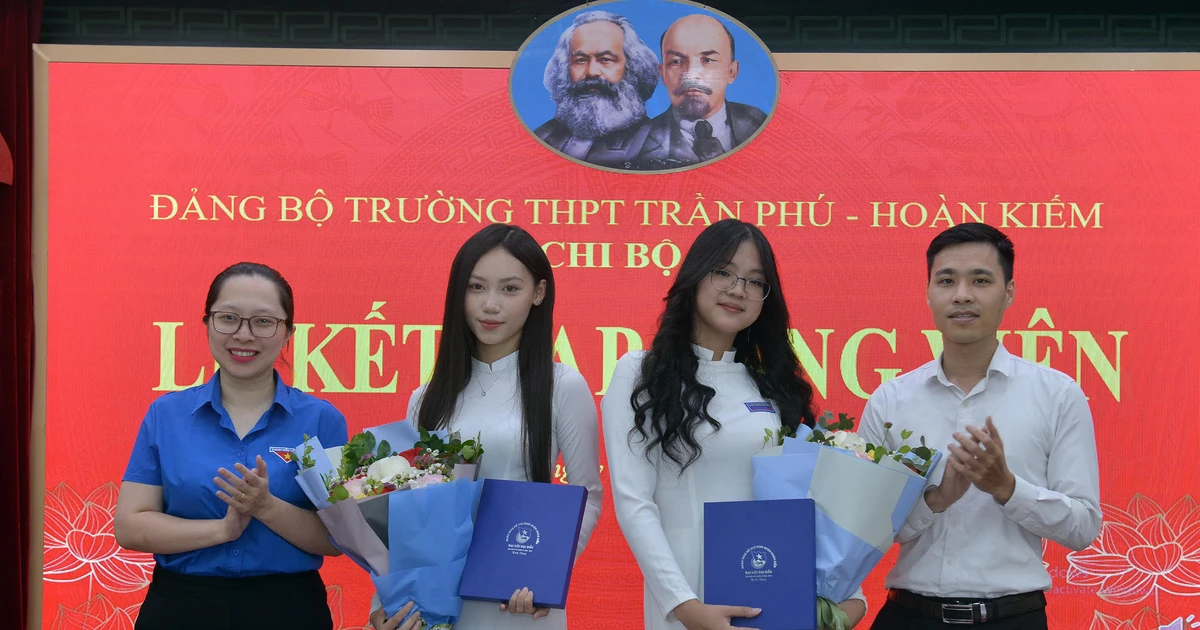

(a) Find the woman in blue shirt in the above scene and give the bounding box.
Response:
[115,262,349,630]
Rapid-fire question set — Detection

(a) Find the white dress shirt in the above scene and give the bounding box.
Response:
[603,346,864,630]
[370,351,603,630]
[859,343,1101,599]
[677,103,732,155]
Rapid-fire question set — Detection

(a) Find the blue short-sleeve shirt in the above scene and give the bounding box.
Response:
[122,370,348,577]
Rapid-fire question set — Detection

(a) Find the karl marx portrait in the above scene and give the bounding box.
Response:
[534,10,660,168]
[522,6,775,172]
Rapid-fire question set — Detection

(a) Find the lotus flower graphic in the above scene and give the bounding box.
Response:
[43,482,155,593]
[751,553,767,570]
[1089,607,1162,630]
[51,586,381,630]
[1067,494,1200,605]
[51,594,139,630]
[515,528,531,544]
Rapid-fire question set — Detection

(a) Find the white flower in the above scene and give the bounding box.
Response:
[367,455,413,483]
[829,430,868,453]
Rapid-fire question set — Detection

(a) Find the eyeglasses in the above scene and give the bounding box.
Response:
[209,311,285,338]
[710,268,770,301]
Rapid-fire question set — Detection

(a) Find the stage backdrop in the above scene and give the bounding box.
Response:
[34,47,1200,630]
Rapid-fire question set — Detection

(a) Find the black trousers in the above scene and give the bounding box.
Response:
[135,565,333,630]
[871,600,1048,630]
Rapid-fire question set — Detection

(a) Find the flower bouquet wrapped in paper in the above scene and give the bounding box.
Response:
[293,421,484,630]
[752,412,942,630]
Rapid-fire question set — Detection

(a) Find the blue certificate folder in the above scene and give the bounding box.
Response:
[703,499,817,630]
[459,479,587,609]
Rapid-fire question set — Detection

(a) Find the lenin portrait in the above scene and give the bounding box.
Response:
[510,0,778,173]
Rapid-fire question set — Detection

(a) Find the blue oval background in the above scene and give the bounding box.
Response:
[511,0,778,138]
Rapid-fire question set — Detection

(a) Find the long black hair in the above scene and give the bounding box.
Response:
[417,224,556,483]
[629,219,816,471]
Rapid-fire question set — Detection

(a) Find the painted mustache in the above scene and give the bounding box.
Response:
[674,79,713,96]
[569,76,619,98]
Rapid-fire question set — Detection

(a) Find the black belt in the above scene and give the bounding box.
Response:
[887,589,1046,625]
[148,565,325,597]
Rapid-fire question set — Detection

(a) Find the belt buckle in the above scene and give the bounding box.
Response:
[941,603,977,625]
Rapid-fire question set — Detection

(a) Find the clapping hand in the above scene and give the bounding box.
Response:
[214,455,275,518]
[947,416,1016,504]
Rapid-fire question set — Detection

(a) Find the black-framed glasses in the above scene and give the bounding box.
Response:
[208,311,285,338]
[710,268,770,301]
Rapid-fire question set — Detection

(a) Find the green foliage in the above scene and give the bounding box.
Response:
[798,412,939,477]
[817,596,850,630]
[874,422,938,475]
[338,431,380,480]
[415,427,484,465]
[299,434,316,469]
[322,427,487,501]
[816,411,856,432]
[762,425,796,447]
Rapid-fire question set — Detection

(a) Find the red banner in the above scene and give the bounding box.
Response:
[41,61,1200,629]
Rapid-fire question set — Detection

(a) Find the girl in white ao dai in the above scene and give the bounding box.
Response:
[602,220,867,630]
[370,225,602,630]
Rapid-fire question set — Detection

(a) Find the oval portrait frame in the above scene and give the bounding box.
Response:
[509,0,781,175]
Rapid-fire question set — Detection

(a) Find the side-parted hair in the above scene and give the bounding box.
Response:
[926,223,1015,283]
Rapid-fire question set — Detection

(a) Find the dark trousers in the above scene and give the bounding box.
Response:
[135,565,333,630]
[871,600,1048,630]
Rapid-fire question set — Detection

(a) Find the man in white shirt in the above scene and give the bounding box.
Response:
[860,223,1101,628]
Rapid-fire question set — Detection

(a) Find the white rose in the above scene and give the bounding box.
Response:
[830,430,867,453]
[367,455,413,482]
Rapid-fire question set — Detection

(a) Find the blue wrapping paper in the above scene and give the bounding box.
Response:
[372,479,484,626]
[752,428,942,603]
[292,420,482,627]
